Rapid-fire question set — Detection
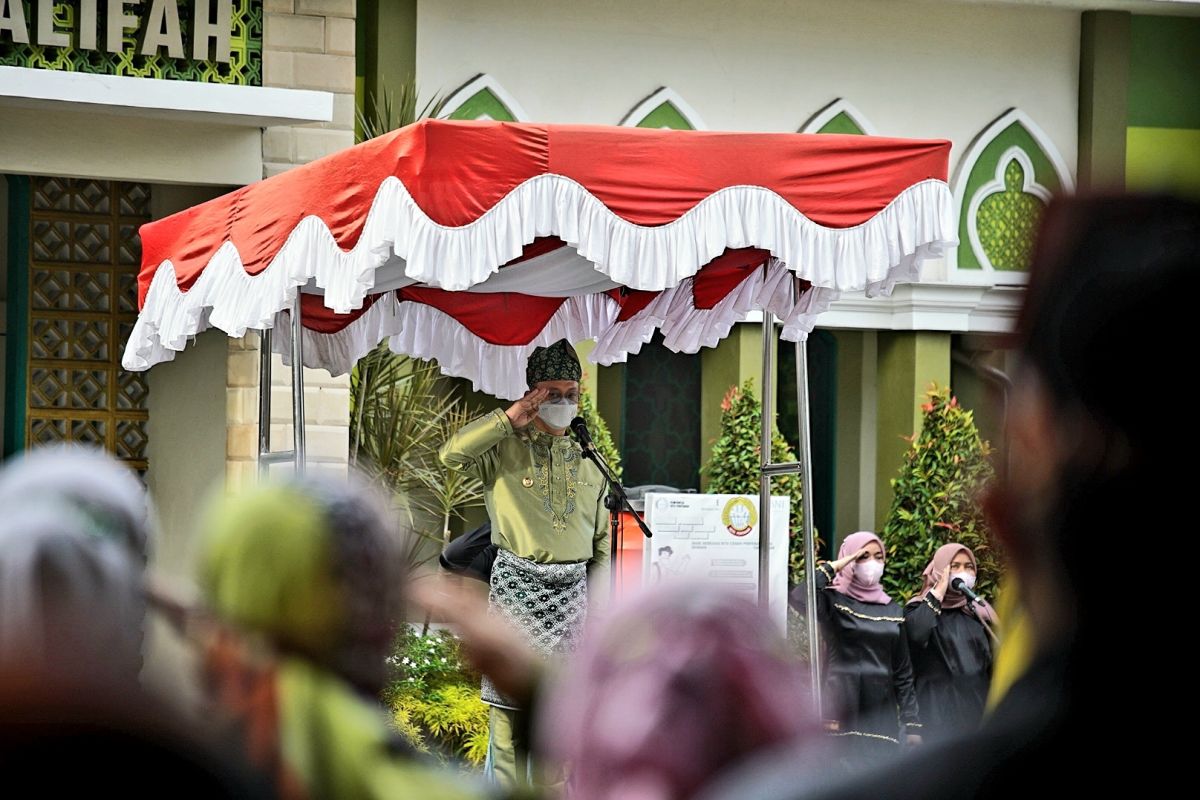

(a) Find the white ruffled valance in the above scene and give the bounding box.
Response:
[124,174,955,376]
[270,293,617,400]
[260,254,917,400]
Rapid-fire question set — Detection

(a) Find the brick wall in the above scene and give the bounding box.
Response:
[225,2,356,488]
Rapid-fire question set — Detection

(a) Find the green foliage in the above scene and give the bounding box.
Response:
[702,379,820,584]
[881,385,1003,602]
[349,348,484,570]
[383,627,489,768]
[408,402,488,546]
[350,348,442,493]
[356,77,447,143]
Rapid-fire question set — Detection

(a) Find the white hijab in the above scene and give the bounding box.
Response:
[0,447,153,685]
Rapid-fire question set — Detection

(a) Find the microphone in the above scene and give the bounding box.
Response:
[951,576,982,604]
[570,416,651,539]
[569,416,595,452]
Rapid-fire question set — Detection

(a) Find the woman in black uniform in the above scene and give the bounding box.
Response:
[790,531,921,765]
[904,543,998,741]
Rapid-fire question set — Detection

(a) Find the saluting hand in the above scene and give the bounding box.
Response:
[931,567,952,602]
[506,387,549,430]
[831,547,871,573]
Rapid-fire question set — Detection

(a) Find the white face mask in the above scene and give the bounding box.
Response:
[951,571,977,591]
[854,559,884,586]
[537,401,577,430]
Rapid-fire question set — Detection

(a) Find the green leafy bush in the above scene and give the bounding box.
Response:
[702,379,819,584]
[880,385,1003,602]
[383,627,490,767]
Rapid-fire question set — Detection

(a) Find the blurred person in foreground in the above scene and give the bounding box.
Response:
[194,475,488,800]
[697,194,1199,799]
[539,583,822,800]
[0,446,263,796]
[418,576,824,799]
[0,446,151,685]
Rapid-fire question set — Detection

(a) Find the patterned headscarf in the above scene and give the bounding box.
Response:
[526,339,582,387]
[198,475,402,695]
[539,583,819,800]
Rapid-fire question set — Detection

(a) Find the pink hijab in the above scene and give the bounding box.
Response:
[908,542,998,624]
[829,531,893,605]
[539,583,820,800]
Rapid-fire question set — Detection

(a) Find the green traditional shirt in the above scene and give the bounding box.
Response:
[440,409,610,586]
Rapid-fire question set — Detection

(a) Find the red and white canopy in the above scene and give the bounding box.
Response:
[125,120,955,399]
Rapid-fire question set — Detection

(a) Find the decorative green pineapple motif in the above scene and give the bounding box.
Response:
[976,159,1046,272]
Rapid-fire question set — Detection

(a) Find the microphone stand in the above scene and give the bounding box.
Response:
[579,440,651,540]
[570,420,651,598]
[605,486,622,596]
[954,579,1002,645]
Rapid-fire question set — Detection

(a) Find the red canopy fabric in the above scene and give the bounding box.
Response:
[125,120,955,399]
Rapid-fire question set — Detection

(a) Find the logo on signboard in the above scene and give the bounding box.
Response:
[721,497,757,537]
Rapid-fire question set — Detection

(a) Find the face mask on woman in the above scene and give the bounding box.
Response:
[854,559,884,586]
[950,571,977,592]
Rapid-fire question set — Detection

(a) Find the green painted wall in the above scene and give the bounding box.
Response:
[833,330,867,547]
[0,177,5,447]
[1125,15,1200,197]
[357,0,418,122]
[1128,15,1200,130]
[1127,127,1200,196]
[1077,13,1200,196]
[574,340,598,400]
[1078,11,1130,191]
[874,331,951,530]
